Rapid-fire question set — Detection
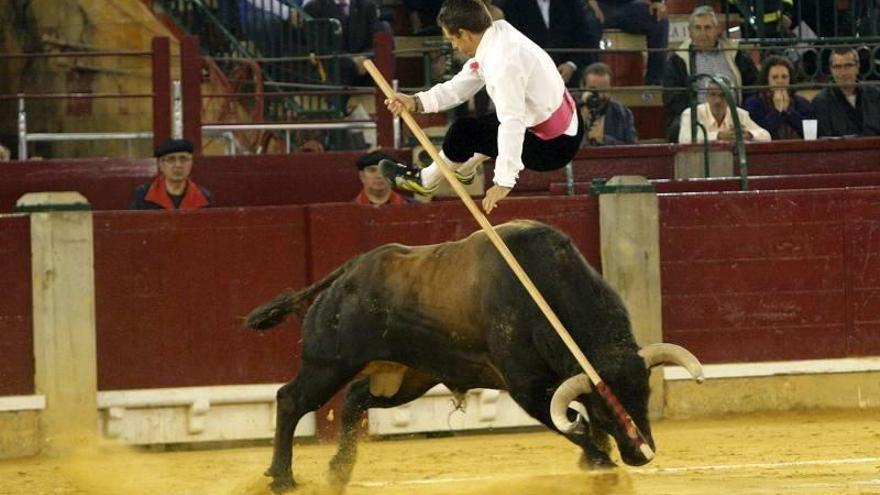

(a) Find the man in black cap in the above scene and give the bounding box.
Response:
[130,138,214,210]
[353,149,413,206]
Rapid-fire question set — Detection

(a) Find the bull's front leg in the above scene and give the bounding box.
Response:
[504,375,616,471]
[576,424,616,469]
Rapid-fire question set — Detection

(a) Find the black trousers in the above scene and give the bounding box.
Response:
[441,111,585,172]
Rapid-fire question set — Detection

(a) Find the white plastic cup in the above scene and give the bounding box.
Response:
[803,119,818,140]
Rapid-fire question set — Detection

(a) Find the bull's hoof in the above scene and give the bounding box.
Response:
[328,455,354,487]
[578,453,617,470]
[264,468,295,493]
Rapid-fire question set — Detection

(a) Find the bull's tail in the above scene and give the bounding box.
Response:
[245,257,357,332]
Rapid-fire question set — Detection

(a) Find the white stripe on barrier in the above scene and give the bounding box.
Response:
[664,357,880,381]
[351,456,880,488]
[97,384,285,409]
[0,395,46,412]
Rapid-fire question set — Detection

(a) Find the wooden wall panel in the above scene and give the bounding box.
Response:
[659,190,850,363]
[0,216,34,395]
[93,207,309,390]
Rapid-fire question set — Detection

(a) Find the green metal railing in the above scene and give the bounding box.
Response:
[687,71,749,191]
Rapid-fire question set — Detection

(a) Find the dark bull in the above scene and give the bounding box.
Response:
[245,220,704,492]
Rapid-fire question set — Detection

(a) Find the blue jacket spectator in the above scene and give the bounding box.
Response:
[579,62,638,146]
[743,55,815,140]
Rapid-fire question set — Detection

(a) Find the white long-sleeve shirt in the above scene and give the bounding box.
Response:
[415,21,577,188]
[678,103,771,144]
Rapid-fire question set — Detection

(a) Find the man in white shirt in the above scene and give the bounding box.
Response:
[678,78,771,144]
[381,0,584,214]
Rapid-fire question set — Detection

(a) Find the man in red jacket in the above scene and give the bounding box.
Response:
[130,138,213,210]
[353,150,413,206]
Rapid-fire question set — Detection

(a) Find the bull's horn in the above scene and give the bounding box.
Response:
[638,343,705,383]
[550,374,593,434]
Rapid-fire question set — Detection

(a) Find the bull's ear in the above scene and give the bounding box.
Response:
[638,344,705,384]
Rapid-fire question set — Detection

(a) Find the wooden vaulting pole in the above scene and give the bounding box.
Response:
[363,60,654,459]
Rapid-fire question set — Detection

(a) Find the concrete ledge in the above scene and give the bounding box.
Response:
[96,384,315,445]
[0,410,42,460]
[368,386,539,435]
[664,357,880,381]
[665,370,880,418]
[0,395,46,412]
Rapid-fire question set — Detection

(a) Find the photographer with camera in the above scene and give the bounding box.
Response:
[579,63,638,147]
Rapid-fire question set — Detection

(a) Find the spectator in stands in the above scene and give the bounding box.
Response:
[744,55,814,140]
[130,139,214,210]
[409,0,499,36]
[405,0,444,35]
[303,0,387,87]
[0,144,10,161]
[238,1,303,66]
[502,0,595,86]
[579,62,637,146]
[813,47,880,138]
[354,150,414,206]
[678,77,770,144]
[582,0,669,85]
[663,5,759,142]
[725,0,793,38]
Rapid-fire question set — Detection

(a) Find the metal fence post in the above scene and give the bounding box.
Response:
[17,96,27,160]
[172,80,183,139]
[373,31,394,148]
[151,36,172,150]
[180,36,203,156]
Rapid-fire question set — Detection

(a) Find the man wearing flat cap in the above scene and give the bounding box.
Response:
[130,138,214,210]
[353,149,413,206]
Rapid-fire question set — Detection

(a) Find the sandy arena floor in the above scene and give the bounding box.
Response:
[1,409,879,495]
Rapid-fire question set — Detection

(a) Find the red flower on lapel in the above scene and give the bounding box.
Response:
[470,61,480,72]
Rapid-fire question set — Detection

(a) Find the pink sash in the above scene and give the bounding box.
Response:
[530,90,576,140]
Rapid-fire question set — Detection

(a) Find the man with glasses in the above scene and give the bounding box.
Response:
[813,47,880,137]
[130,138,214,210]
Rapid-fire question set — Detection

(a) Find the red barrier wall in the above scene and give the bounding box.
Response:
[549,171,880,195]
[659,187,880,363]
[0,151,409,212]
[0,158,156,212]
[2,139,878,212]
[847,189,880,354]
[307,196,600,281]
[0,215,34,395]
[3,186,877,394]
[522,138,880,194]
[91,198,598,391]
[93,207,309,390]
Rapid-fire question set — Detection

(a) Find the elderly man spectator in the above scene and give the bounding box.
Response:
[582,0,670,85]
[678,77,770,144]
[354,150,413,206]
[130,139,213,210]
[663,5,759,142]
[502,0,596,86]
[579,62,638,146]
[813,48,880,137]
